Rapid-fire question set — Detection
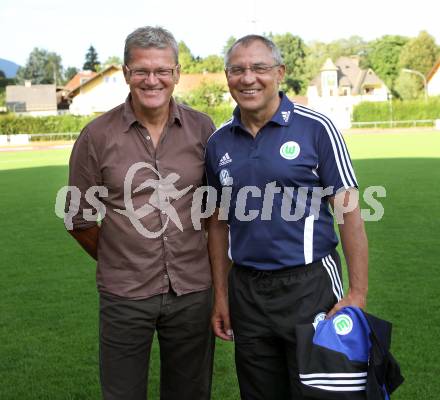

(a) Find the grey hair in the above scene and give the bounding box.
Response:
[224,35,283,67]
[124,26,179,65]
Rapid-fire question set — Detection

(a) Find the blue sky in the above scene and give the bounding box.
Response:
[1,0,439,68]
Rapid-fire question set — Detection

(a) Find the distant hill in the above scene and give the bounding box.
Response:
[0,58,20,78]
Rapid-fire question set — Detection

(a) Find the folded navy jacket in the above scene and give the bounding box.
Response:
[295,307,404,399]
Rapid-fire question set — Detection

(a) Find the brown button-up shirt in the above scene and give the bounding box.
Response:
[66,96,216,299]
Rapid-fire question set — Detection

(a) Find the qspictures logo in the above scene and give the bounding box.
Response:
[113,162,192,238]
[55,162,387,239]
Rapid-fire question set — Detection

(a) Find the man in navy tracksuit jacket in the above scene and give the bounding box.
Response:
[206,34,369,399]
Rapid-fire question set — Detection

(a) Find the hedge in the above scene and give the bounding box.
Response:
[0,104,234,135]
[0,114,95,135]
[353,97,440,122]
[191,103,234,127]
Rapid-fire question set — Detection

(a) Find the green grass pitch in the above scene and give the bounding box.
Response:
[0,131,439,399]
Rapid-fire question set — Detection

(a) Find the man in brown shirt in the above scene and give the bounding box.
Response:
[65,26,215,400]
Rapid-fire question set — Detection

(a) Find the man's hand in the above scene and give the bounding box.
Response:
[326,289,367,318]
[211,296,233,341]
[208,209,233,340]
[69,225,100,260]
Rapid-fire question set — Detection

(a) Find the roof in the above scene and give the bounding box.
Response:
[320,58,338,71]
[64,70,97,91]
[427,58,440,83]
[6,84,57,111]
[310,56,386,95]
[68,65,122,96]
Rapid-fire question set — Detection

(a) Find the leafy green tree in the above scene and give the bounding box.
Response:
[394,71,422,100]
[16,47,63,84]
[178,41,196,73]
[304,41,329,81]
[223,36,237,57]
[0,70,15,89]
[101,56,123,69]
[330,36,368,58]
[363,35,409,94]
[83,45,100,72]
[270,33,307,94]
[399,31,439,76]
[198,55,224,72]
[0,89,5,107]
[181,81,227,107]
[64,66,78,83]
[304,36,369,87]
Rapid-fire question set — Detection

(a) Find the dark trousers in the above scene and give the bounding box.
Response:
[229,251,342,400]
[99,288,214,400]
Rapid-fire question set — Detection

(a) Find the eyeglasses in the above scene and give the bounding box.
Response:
[226,64,281,77]
[125,65,179,80]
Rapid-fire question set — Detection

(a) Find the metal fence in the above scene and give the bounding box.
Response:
[28,132,80,141]
[1,120,438,146]
[0,132,80,145]
[351,119,435,129]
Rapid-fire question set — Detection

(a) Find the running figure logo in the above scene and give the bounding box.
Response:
[115,162,192,238]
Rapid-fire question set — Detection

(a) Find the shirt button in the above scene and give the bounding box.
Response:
[165,262,170,266]
[164,236,168,241]
[161,210,166,214]
[146,135,151,140]
[164,274,169,279]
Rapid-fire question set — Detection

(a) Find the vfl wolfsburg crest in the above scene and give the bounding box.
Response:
[333,314,353,335]
[312,312,327,329]
[280,141,300,160]
[219,168,233,186]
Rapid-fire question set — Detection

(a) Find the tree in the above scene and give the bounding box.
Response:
[394,72,422,100]
[270,33,307,94]
[178,41,196,73]
[101,55,123,69]
[330,36,368,59]
[64,66,78,82]
[16,47,63,85]
[181,81,227,107]
[223,36,237,57]
[304,36,370,88]
[83,45,100,72]
[398,31,439,77]
[363,35,409,94]
[0,70,5,79]
[198,55,224,73]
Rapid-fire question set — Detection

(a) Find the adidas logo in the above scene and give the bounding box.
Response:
[281,110,291,122]
[219,152,232,166]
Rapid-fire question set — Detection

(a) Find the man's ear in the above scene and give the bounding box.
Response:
[174,64,181,84]
[277,64,286,85]
[122,65,130,84]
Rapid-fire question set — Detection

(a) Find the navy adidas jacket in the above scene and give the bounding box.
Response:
[295,307,404,399]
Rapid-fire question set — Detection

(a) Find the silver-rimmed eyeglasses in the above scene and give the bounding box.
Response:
[125,65,179,80]
[225,64,281,77]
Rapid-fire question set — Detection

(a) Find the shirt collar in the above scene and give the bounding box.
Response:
[122,94,182,133]
[230,91,295,131]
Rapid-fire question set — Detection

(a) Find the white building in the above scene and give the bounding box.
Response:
[307,57,389,129]
[68,65,128,115]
